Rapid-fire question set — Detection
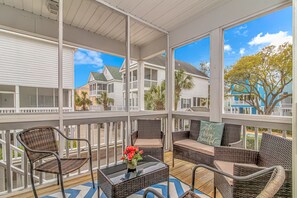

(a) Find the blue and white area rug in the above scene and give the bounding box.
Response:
[43,176,209,198]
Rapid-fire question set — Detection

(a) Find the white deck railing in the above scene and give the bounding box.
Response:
[0,107,73,114]
[0,112,168,195]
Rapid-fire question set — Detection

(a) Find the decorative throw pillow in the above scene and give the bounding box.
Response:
[197,120,224,146]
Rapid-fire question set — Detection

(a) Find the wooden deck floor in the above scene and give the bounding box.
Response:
[7,152,222,198]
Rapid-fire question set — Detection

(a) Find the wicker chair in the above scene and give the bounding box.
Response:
[143,165,285,198]
[172,120,242,167]
[131,120,165,161]
[17,126,95,198]
[214,133,292,198]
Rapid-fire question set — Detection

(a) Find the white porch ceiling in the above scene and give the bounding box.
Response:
[99,0,232,31]
[0,0,168,48]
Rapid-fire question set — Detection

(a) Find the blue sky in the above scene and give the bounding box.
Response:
[74,6,292,88]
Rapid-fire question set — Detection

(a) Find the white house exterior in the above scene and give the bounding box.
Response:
[0,30,75,114]
[88,66,124,111]
[121,55,210,111]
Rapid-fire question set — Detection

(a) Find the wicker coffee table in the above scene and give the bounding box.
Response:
[97,155,169,198]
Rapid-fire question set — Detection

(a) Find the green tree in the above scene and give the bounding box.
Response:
[225,43,292,115]
[175,69,194,110]
[75,91,92,111]
[144,80,166,110]
[96,92,114,111]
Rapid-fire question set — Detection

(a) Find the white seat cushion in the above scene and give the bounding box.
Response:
[134,139,163,148]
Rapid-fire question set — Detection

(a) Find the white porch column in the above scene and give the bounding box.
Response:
[167,34,174,150]
[125,15,131,145]
[138,61,145,110]
[71,89,74,111]
[15,85,19,113]
[209,28,223,122]
[292,0,297,196]
[58,0,64,156]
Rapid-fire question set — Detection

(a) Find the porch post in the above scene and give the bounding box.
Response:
[138,61,145,111]
[209,28,223,122]
[125,15,131,145]
[166,34,174,150]
[292,1,297,197]
[58,0,65,156]
[15,85,19,113]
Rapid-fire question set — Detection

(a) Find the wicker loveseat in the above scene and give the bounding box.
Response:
[172,120,242,167]
[213,133,292,198]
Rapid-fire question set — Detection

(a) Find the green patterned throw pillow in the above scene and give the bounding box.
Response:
[197,120,225,146]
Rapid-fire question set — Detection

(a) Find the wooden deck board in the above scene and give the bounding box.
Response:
[6,152,222,198]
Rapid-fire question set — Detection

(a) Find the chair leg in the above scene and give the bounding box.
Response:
[89,159,95,188]
[57,174,59,185]
[59,173,66,198]
[213,186,216,198]
[30,167,38,198]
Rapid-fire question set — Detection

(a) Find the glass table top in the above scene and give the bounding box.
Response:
[99,155,167,185]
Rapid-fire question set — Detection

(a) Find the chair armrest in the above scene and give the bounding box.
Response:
[229,140,243,148]
[214,146,258,164]
[172,131,190,143]
[131,131,138,146]
[143,188,164,198]
[191,164,283,192]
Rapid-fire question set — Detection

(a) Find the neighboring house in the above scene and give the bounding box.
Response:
[120,55,209,111]
[225,83,292,116]
[0,30,75,114]
[88,65,123,111]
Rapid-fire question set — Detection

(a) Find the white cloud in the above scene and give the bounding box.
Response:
[224,44,232,51]
[74,48,104,69]
[248,31,292,47]
[234,25,248,37]
[239,48,245,56]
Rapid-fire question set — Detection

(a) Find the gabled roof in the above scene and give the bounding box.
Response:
[91,72,107,81]
[145,55,208,78]
[106,66,122,80]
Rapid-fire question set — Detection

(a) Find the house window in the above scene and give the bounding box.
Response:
[181,98,191,109]
[144,68,158,87]
[193,97,208,107]
[108,84,114,93]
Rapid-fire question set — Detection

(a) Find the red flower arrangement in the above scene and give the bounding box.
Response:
[121,146,143,167]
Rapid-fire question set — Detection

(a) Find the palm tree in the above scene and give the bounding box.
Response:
[175,69,194,110]
[96,92,114,111]
[144,80,166,110]
[75,91,92,111]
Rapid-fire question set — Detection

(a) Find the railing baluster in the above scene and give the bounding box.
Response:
[24,154,28,189]
[282,130,287,138]
[97,123,101,168]
[65,126,69,158]
[106,122,110,166]
[121,121,125,154]
[39,159,43,185]
[114,122,118,165]
[5,130,12,193]
[88,124,91,171]
[242,126,247,149]
[255,127,259,150]
[77,125,81,174]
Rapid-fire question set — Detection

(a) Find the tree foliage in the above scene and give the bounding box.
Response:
[225,43,292,115]
[75,91,92,111]
[96,92,114,111]
[175,69,194,110]
[144,80,166,110]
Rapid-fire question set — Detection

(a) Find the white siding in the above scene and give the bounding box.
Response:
[0,31,74,89]
[177,76,209,111]
[109,81,124,107]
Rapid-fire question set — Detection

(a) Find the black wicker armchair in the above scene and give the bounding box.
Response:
[131,120,165,161]
[213,133,292,198]
[17,126,95,198]
[172,120,242,167]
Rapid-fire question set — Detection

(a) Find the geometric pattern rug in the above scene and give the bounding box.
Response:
[42,176,210,198]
